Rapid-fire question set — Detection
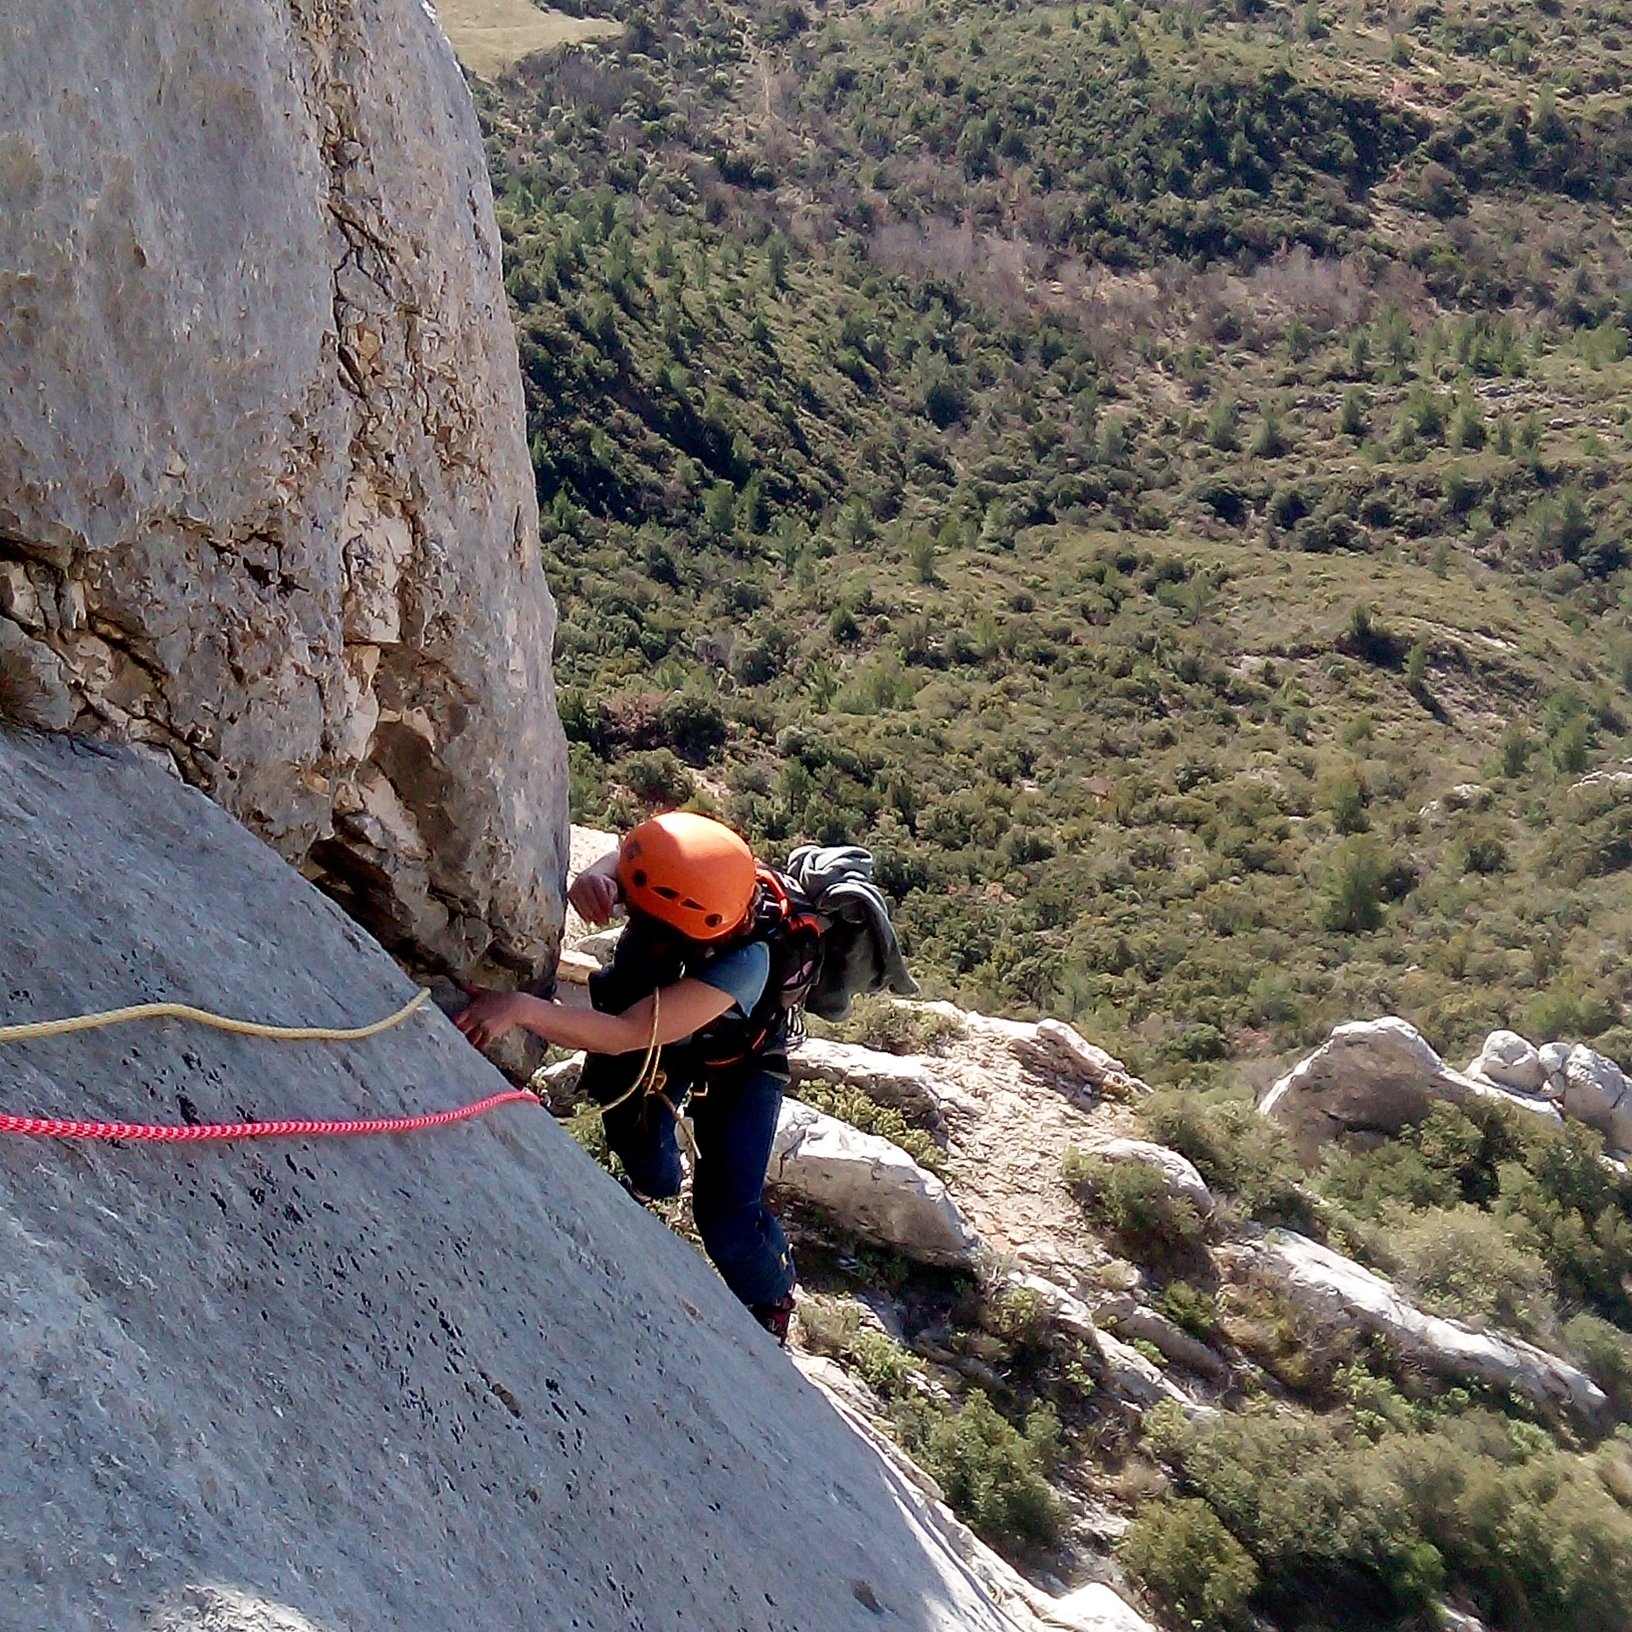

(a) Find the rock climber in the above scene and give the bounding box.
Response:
[455,811,798,1342]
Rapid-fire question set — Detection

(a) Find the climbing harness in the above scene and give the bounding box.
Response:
[587,992,702,1164]
[0,987,538,1143]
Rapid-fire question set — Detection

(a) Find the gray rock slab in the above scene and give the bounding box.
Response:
[1226,1230,1609,1429]
[0,730,1021,1632]
[0,0,565,983]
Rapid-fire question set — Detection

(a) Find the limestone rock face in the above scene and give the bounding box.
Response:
[771,1101,982,1266]
[1224,1230,1609,1428]
[0,730,1028,1632]
[1260,1017,1559,1162]
[0,0,565,980]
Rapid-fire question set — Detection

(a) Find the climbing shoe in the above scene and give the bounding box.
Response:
[751,1292,796,1346]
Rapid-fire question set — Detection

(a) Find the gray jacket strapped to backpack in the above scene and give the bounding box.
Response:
[784,845,920,1020]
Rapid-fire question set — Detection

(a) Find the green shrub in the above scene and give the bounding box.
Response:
[1062,1151,1209,1265]
[1317,1101,1632,1328]
[1156,1279,1220,1340]
[1138,1089,1310,1227]
[562,1101,613,1170]
[813,995,966,1055]
[1563,1311,1632,1414]
[790,1076,946,1174]
[1551,714,1592,774]
[1339,387,1368,437]
[1461,826,1507,875]
[796,1297,922,1394]
[1153,1408,1443,1618]
[1389,1207,1558,1342]
[1524,980,1619,1040]
[1321,836,1388,932]
[1493,1120,1632,1323]
[1321,768,1370,834]
[1218,1279,1363,1396]
[617,747,695,806]
[894,1391,1066,1554]
[1119,1496,1258,1628]
[1389,1426,1632,1632]
[1497,720,1532,777]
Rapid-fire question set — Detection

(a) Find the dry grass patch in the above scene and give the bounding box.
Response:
[435,0,619,78]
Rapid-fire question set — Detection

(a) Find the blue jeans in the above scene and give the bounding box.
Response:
[582,1051,797,1311]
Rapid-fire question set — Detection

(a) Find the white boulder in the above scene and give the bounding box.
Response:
[1539,1041,1572,1077]
[1562,1046,1632,1153]
[771,1102,981,1266]
[1466,1030,1546,1094]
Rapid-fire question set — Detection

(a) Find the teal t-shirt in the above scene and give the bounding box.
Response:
[693,939,770,1020]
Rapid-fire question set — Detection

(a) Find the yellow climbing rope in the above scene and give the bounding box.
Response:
[0,988,433,1046]
[595,991,667,1115]
[589,992,702,1163]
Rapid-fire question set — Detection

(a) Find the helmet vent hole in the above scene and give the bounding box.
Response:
[704,913,723,928]
[654,885,680,901]
[631,869,648,887]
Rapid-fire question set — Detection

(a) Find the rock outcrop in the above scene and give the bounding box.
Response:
[1261,1017,1560,1162]
[1558,1045,1632,1154]
[771,1102,982,1267]
[1267,1017,1632,1162]
[0,0,565,982]
[1223,1230,1609,1428]
[0,727,1034,1632]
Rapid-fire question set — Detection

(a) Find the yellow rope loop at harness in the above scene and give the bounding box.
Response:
[585,993,701,1163]
[0,988,433,1046]
[595,991,667,1116]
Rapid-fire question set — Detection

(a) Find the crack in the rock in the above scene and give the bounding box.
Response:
[85,613,169,690]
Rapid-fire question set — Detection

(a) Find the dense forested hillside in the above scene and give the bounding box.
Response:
[476,0,1632,1085]
[472,6,1632,1628]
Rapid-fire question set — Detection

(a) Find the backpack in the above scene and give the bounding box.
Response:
[696,865,827,1068]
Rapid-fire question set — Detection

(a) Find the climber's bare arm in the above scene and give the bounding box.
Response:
[454,978,734,1054]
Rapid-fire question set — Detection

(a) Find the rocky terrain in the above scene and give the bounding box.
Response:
[0,0,566,984]
[552,831,1632,1631]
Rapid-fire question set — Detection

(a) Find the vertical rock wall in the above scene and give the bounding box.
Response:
[0,0,565,979]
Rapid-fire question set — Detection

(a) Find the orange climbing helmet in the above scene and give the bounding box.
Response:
[618,812,758,943]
